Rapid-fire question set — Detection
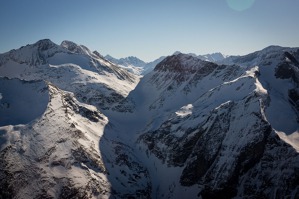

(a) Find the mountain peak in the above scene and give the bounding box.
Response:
[61,40,80,51]
[35,38,53,44]
[261,45,283,52]
[154,53,210,72]
[173,51,182,55]
[93,50,103,58]
[60,40,91,55]
[33,39,56,51]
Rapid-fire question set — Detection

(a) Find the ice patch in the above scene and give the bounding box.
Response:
[175,104,193,117]
[276,130,299,152]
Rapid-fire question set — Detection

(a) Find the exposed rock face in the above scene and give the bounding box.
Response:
[155,53,214,71]
[275,51,299,83]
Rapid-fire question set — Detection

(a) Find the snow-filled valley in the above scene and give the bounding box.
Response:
[1,40,299,199]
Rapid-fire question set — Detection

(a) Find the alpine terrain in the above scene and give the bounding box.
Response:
[104,55,165,76]
[0,40,299,199]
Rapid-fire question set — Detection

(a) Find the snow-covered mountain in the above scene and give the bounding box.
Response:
[0,40,146,198]
[199,52,228,62]
[105,55,146,68]
[104,55,146,75]
[173,51,228,63]
[106,49,299,198]
[1,41,299,198]
[105,55,166,76]
[131,49,299,198]
[0,39,139,110]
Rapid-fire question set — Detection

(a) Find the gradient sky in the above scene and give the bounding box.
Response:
[1,0,299,61]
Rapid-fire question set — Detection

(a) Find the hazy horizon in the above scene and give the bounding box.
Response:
[1,0,299,62]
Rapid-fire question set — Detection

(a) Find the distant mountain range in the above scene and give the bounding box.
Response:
[172,51,228,62]
[104,54,165,76]
[105,52,227,76]
[0,39,299,199]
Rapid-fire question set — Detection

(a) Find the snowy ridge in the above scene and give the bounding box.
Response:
[0,78,111,198]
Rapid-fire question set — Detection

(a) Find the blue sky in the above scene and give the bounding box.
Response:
[1,0,299,61]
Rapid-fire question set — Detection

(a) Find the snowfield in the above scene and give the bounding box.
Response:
[0,78,49,126]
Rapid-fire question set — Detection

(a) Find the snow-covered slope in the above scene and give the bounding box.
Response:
[0,39,139,110]
[0,78,49,126]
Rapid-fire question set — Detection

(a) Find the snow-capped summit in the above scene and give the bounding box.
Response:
[60,40,92,56]
[0,39,64,66]
[34,38,57,51]
[172,51,182,55]
[155,53,214,73]
[0,39,139,110]
[92,50,104,59]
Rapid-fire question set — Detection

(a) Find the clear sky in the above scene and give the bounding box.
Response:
[1,0,299,61]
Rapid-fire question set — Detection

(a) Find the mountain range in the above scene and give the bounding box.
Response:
[105,51,227,76]
[0,39,299,199]
[104,54,165,76]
